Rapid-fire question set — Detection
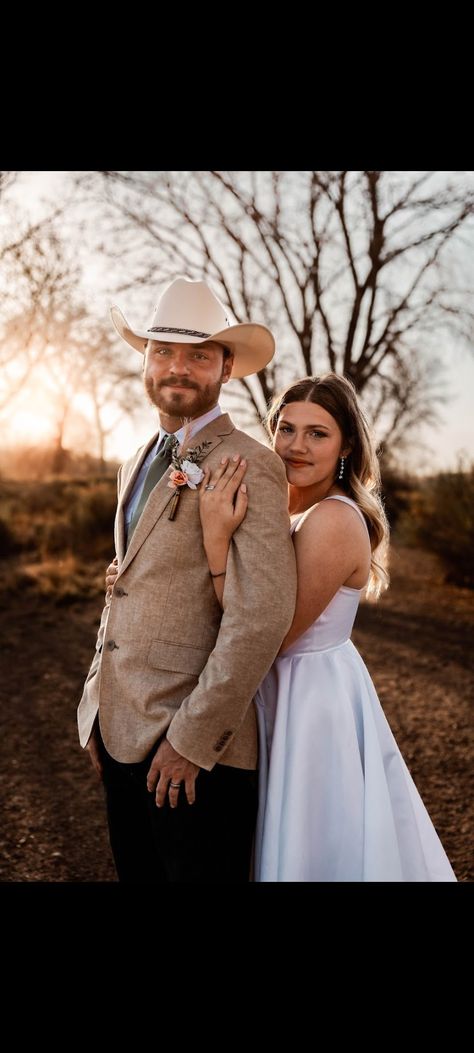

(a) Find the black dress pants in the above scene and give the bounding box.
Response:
[100,734,258,883]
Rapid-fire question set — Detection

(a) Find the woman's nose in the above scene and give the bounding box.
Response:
[289,435,308,452]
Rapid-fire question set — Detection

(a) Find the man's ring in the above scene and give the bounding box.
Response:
[170,781,181,789]
[204,484,215,490]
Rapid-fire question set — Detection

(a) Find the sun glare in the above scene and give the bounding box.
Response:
[6,410,57,447]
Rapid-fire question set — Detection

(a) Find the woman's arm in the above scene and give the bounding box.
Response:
[279,501,370,654]
[199,456,248,607]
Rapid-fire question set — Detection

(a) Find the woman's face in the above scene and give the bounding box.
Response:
[273,400,347,489]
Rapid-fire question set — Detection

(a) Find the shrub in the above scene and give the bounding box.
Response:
[0,517,19,560]
[68,484,116,557]
[42,518,73,555]
[380,465,415,531]
[412,465,474,588]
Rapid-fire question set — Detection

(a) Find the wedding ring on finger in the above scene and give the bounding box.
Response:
[169,781,182,789]
[204,484,216,490]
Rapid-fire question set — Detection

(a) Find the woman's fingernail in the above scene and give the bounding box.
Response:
[241,484,247,492]
[221,456,228,464]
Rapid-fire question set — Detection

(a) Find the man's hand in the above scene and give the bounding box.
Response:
[105,556,119,600]
[86,722,104,781]
[147,738,200,808]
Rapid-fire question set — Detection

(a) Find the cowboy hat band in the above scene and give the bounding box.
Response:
[110,277,275,380]
[149,327,211,339]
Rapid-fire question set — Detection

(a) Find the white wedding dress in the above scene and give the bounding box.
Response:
[254,495,456,882]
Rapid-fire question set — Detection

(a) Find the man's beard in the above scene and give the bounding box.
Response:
[145,376,223,419]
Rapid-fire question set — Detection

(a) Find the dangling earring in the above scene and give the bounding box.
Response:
[338,456,345,480]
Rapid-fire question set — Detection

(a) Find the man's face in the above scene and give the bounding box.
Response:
[143,340,233,418]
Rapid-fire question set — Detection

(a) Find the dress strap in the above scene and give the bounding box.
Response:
[290,513,304,535]
[322,495,369,533]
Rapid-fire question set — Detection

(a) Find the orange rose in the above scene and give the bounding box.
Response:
[168,469,189,488]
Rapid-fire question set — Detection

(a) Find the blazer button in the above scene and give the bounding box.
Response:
[107,639,119,651]
[115,586,128,597]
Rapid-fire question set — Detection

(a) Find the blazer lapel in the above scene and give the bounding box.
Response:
[116,430,160,563]
[119,414,235,571]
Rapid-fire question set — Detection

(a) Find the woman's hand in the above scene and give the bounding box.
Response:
[105,556,119,600]
[199,456,248,608]
[199,456,248,544]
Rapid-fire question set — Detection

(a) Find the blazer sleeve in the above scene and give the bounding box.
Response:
[166,449,297,770]
[79,464,123,693]
[80,595,111,689]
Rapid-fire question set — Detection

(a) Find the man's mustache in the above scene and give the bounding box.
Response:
[158,379,199,390]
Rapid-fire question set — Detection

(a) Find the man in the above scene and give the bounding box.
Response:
[78,277,297,882]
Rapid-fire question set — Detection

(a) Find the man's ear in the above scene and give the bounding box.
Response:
[222,352,234,383]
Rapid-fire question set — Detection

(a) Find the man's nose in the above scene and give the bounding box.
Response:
[169,353,191,374]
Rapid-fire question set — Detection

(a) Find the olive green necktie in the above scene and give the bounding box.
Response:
[127,434,175,547]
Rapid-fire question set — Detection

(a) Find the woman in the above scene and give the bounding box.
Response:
[106,374,457,882]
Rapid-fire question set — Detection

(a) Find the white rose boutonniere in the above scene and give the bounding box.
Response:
[166,425,212,520]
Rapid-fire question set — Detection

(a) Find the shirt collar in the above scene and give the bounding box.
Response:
[158,404,223,447]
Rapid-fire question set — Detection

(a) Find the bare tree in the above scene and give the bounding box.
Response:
[79,170,474,454]
[0,175,80,415]
[74,326,143,470]
[17,308,144,473]
[0,177,143,471]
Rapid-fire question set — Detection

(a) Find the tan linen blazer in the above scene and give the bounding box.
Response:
[77,413,296,770]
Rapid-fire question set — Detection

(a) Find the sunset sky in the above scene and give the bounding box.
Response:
[4,170,474,473]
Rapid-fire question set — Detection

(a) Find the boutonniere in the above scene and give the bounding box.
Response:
[166,422,212,520]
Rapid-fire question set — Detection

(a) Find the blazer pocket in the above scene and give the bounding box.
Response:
[148,640,209,677]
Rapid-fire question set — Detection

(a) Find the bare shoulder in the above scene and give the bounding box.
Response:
[297,498,368,547]
[294,500,371,588]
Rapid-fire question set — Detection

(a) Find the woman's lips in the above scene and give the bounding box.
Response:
[286,459,313,467]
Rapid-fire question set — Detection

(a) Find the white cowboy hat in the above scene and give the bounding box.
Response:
[110,277,275,379]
